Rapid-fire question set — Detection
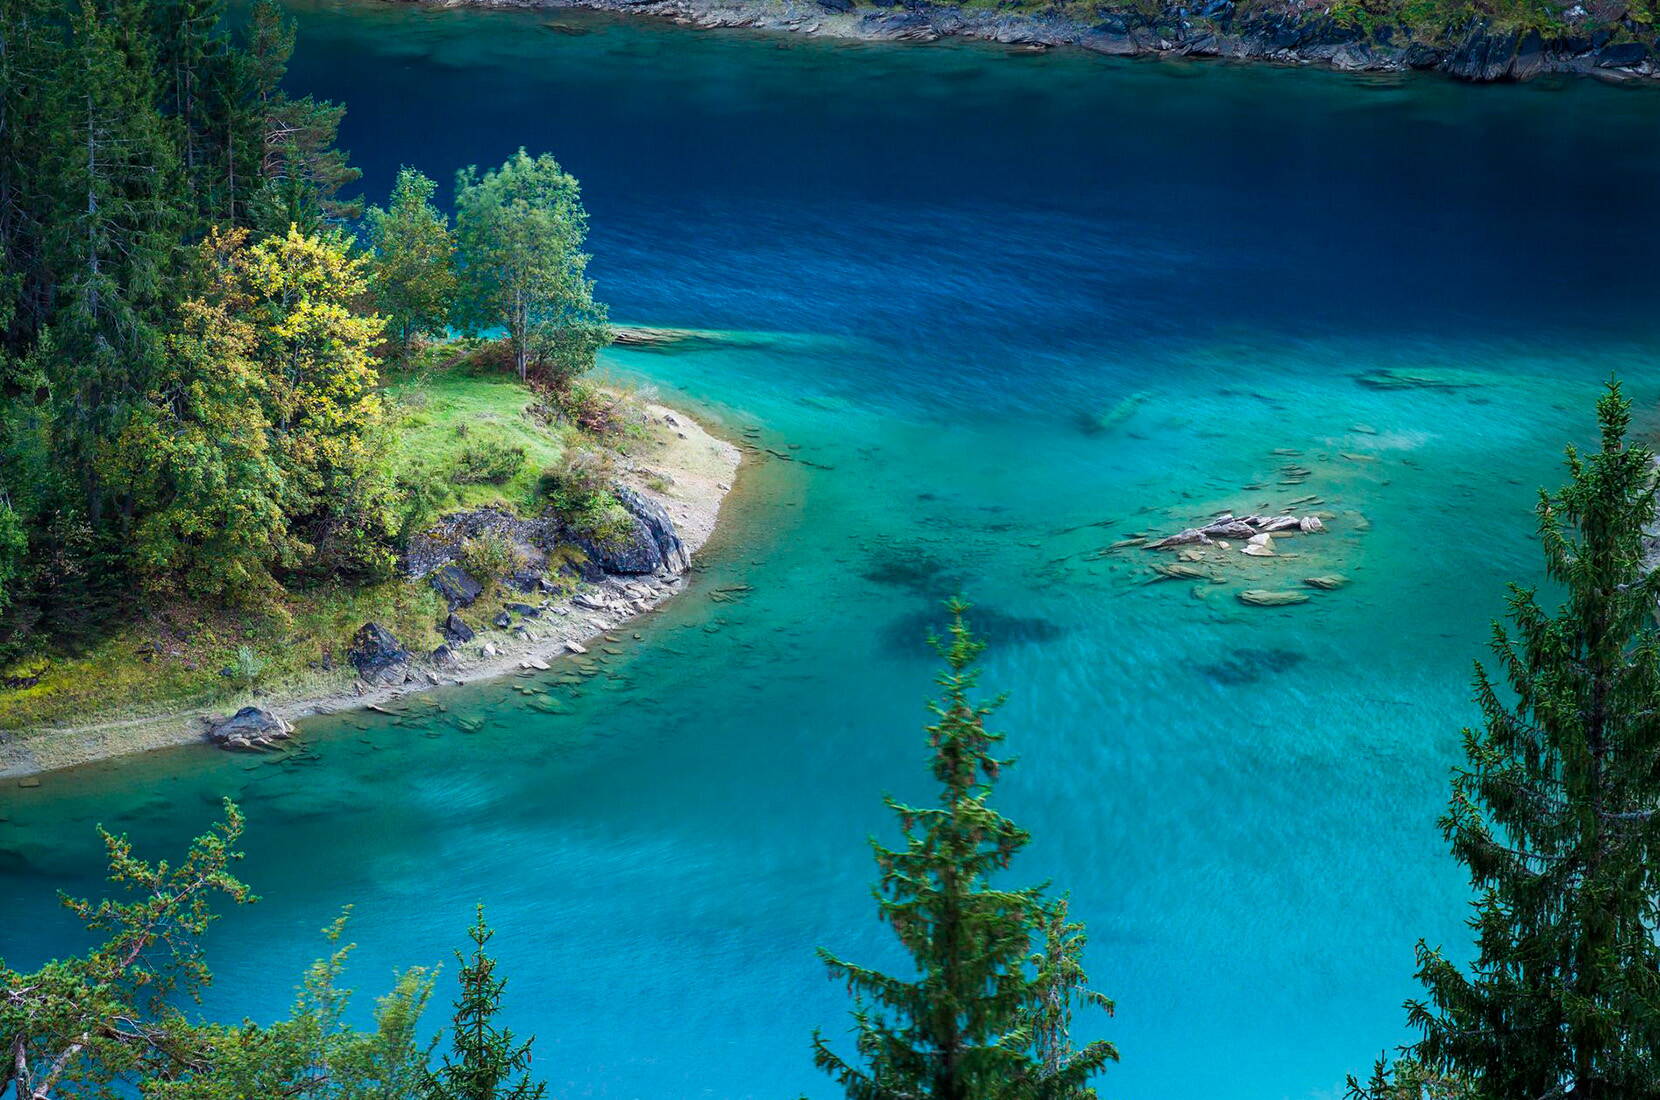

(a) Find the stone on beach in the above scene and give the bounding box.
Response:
[205,706,295,751]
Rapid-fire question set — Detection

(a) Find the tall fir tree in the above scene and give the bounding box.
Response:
[47,0,182,527]
[813,601,1116,1100]
[1376,383,1660,1098]
[422,907,547,1100]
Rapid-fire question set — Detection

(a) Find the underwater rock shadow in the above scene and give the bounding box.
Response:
[881,605,1065,656]
[1198,647,1307,686]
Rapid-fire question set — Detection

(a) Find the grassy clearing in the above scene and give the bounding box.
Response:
[387,342,577,514]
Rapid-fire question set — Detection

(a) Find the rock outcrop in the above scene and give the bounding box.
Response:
[349,622,412,687]
[205,706,294,750]
[429,564,484,609]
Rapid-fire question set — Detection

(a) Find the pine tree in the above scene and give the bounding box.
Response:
[366,167,458,362]
[1383,383,1660,1098]
[422,906,547,1100]
[813,601,1116,1100]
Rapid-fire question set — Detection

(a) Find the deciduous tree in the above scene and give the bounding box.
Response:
[453,148,607,387]
[367,167,458,362]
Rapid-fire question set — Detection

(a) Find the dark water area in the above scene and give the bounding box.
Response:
[6,4,1660,1096]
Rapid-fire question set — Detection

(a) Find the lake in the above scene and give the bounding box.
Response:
[6,4,1660,1096]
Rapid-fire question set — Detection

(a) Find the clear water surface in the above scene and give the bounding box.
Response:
[6,5,1660,1097]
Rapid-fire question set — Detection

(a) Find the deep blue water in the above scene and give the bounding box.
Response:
[6,5,1660,1097]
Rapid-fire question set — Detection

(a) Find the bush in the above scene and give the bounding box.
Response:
[539,448,633,549]
[451,436,526,485]
[458,530,525,589]
[233,645,267,690]
[567,494,635,550]
[538,446,615,509]
[393,461,453,546]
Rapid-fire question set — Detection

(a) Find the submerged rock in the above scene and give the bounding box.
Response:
[1302,574,1349,590]
[1236,589,1310,607]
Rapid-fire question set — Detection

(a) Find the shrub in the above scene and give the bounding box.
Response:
[566,494,635,550]
[451,436,526,485]
[458,530,525,590]
[539,448,633,549]
[233,645,267,690]
[393,462,453,546]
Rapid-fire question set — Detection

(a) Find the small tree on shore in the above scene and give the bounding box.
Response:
[1354,382,1660,1098]
[813,601,1117,1100]
[453,149,608,388]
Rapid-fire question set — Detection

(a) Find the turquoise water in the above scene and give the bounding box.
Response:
[7,5,1660,1096]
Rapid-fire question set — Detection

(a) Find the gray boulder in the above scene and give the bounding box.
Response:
[574,514,665,575]
[206,706,294,750]
[441,613,475,644]
[429,564,484,609]
[616,486,690,573]
[349,622,411,687]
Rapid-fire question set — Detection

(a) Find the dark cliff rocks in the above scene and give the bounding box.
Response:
[350,623,413,687]
[578,487,692,575]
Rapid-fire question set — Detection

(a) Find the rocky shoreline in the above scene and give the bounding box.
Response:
[398,0,1660,82]
[0,401,740,779]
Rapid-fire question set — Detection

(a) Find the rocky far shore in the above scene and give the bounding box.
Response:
[400,0,1660,82]
[0,401,740,779]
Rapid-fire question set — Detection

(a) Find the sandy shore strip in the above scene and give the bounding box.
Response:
[0,401,740,780]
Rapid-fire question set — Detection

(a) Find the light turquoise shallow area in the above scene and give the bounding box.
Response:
[6,5,1660,1097]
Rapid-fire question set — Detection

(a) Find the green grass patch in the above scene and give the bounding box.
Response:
[386,349,576,515]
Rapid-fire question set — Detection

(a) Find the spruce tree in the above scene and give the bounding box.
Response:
[422,906,546,1100]
[813,601,1116,1100]
[1384,383,1660,1098]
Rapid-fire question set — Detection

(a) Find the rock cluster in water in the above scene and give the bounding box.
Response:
[1146,512,1325,551]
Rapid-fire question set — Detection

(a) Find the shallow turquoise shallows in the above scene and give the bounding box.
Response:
[8,4,1660,1096]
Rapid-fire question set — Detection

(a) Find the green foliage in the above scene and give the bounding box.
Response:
[143,913,436,1100]
[458,531,526,591]
[0,0,364,648]
[367,167,459,362]
[0,497,28,612]
[1370,383,1660,1097]
[239,225,397,579]
[232,643,267,689]
[116,277,295,599]
[0,801,253,1098]
[538,446,632,547]
[453,149,610,388]
[813,601,1116,1100]
[422,906,547,1100]
[452,436,527,486]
